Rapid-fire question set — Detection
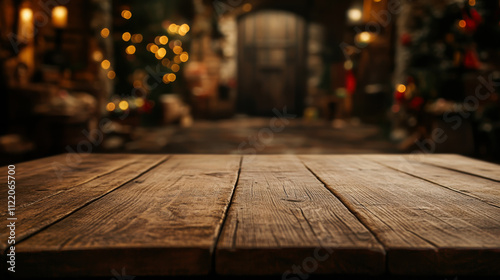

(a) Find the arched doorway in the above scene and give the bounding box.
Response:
[237,10,306,115]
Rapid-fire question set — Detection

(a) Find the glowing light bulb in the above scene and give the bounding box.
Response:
[107,71,116,80]
[357,31,372,43]
[100,28,110,38]
[125,45,136,55]
[171,64,180,72]
[106,102,115,111]
[20,8,33,22]
[397,84,406,93]
[159,35,168,45]
[347,9,362,22]
[121,10,132,20]
[131,34,143,43]
[101,60,111,70]
[122,32,131,41]
[179,53,189,62]
[119,100,129,110]
[52,6,67,28]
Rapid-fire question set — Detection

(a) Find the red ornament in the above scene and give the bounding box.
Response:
[395,91,405,103]
[462,8,482,32]
[345,69,356,95]
[400,33,412,46]
[464,49,481,69]
[410,96,424,110]
[139,100,155,114]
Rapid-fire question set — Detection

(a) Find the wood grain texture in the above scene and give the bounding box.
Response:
[364,154,500,208]
[409,154,500,182]
[300,155,500,275]
[0,154,167,253]
[216,155,385,275]
[14,155,241,278]
[0,153,145,214]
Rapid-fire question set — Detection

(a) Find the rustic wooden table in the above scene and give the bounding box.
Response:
[1,154,499,278]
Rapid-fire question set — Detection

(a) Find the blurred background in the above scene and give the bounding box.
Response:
[1,0,500,165]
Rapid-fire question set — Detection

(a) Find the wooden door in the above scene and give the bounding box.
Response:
[237,10,306,115]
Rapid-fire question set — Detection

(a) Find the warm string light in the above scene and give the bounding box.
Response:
[159,35,168,45]
[162,73,176,83]
[20,8,33,22]
[347,8,362,22]
[122,32,131,41]
[173,55,181,64]
[135,98,145,107]
[242,3,252,12]
[131,34,143,43]
[167,23,190,36]
[173,46,183,54]
[179,53,189,62]
[155,50,166,60]
[115,19,191,88]
[150,44,159,53]
[397,84,406,93]
[18,8,34,40]
[126,45,136,55]
[101,60,111,70]
[107,71,116,80]
[100,28,110,38]
[52,6,68,28]
[106,102,115,111]
[119,100,129,110]
[171,64,180,72]
[106,98,146,112]
[121,10,132,20]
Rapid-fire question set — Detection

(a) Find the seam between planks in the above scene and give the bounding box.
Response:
[370,158,500,210]
[417,160,500,183]
[299,159,390,272]
[1,155,170,257]
[2,157,147,215]
[211,155,243,275]
[301,158,441,250]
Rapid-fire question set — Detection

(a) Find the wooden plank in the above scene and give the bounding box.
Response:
[216,155,385,275]
[409,154,500,182]
[364,154,500,208]
[0,154,167,253]
[0,153,146,214]
[300,155,500,275]
[14,155,241,278]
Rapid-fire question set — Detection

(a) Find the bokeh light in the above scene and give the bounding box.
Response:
[100,28,110,38]
[122,32,131,41]
[107,70,116,79]
[125,45,136,55]
[119,100,129,110]
[101,60,111,70]
[121,10,132,20]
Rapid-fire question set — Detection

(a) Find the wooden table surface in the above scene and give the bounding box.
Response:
[1,154,500,278]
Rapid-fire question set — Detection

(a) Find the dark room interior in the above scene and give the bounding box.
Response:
[1,0,500,279]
